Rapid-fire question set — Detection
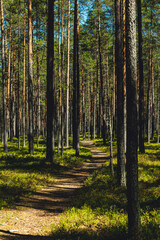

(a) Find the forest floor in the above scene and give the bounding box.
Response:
[0,140,108,240]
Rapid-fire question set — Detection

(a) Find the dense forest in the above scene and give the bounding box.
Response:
[0,0,160,239]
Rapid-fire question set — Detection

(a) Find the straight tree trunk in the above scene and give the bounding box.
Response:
[7,21,12,141]
[66,0,70,147]
[147,48,152,143]
[57,0,61,153]
[1,0,7,151]
[36,5,40,148]
[73,0,80,156]
[88,75,90,140]
[123,0,127,153]
[28,0,34,154]
[96,45,100,138]
[112,34,116,139]
[82,66,86,140]
[22,2,26,147]
[115,0,126,186]
[137,0,145,153]
[10,42,16,141]
[157,61,159,143]
[98,4,106,145]
[126,0,141,238]
[46,0,54,163]
[61,0,64,155]
[18,10,21,149]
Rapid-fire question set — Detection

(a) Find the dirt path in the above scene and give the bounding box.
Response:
[0,141,108,240]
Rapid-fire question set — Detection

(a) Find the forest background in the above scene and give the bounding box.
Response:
[0,0,159,239]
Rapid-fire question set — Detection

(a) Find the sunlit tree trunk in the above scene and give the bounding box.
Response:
[1,0,7,151]
[126,0,141,238]
[66,0,70,147]
[28,0,34,154]
[115,0,126,186]
[10,42,16,141]
[82,66,86,140]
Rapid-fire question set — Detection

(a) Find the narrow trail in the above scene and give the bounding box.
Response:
[0,141,109,240]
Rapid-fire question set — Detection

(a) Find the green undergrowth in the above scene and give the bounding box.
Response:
[0,137,91,209]
[50,138,160,240]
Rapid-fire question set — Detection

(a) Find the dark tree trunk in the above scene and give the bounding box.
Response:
[98,4,106,145]
[36,5,40,148]
[126,0,141,238]
[157,59,159,143]
[22,2,26,147]
[46,0,55,163]
[7,20,12,141]
[17,10,21,149]
[61,0,64,155]
[73,0,80,156]
[57,0,61,153]
[137,0,145,153]
[28,0,34,154]
[66,0,70,147]
[123,0,127,153]
[115,0,126,186]
[147,48,152,143]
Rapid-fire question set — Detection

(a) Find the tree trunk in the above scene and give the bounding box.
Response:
[157,61,159,143]
[22,2,26,147]
[66,0,70,147]
[98,3,106,145]
[126,0,141,238]
[112,34,116,139]
[123,0,127,153]
[28,0,34,154]
[147,48,152,143]
[1,0,7,151]
[17,10,21,149]
[73,0,80,156]
[137,0,145,153]
[7,20,12,141]
[82,66,86,140]
[36,5,40,148]
[61,0,64,155]
[57,0,61,153]
[46,0,54,163]
[115,0,126,186]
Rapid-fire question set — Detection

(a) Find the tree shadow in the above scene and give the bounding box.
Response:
[0,227,128,240]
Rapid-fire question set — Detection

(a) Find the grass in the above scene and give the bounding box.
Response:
[0,136,159,239]
[0,137,91,209]
[50,137,160,240]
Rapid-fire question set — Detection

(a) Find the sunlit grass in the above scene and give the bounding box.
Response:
[0,137,91,209]
[50,138,160,240]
